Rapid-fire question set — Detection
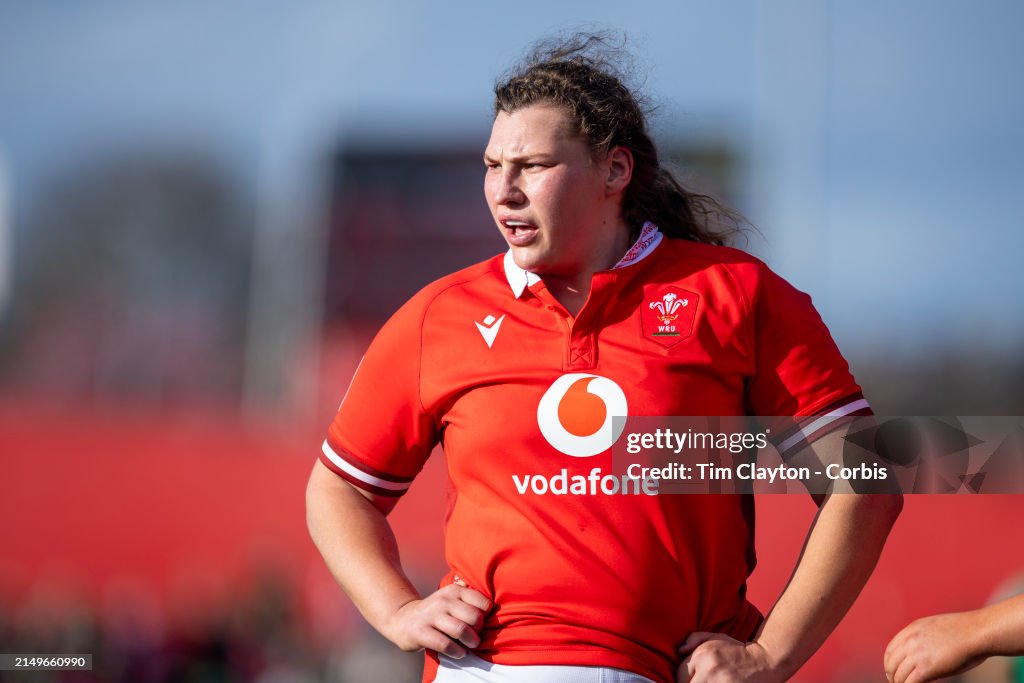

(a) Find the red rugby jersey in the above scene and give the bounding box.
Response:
[320,226,868,683]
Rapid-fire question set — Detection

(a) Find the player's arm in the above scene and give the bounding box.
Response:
[680,428,903,682]
[883,593,1024,683]
[306,458,491,658]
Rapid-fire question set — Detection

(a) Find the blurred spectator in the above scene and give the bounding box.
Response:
[0,563,379,683]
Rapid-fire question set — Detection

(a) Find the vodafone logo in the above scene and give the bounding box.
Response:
[537,373,628,457]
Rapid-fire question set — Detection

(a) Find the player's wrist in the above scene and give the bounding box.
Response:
[372,589,423,651]
[377,595,424,651]
[746,638,799,681]
[967,605,1001,657]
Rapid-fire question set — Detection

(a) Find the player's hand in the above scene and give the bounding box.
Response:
[883,611,986,683]
[678,632,786,683]
[381,583,492,659]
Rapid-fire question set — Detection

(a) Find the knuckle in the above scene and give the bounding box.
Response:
[707,650,726,667]
[461,606,484,623]
[425,632,449,652]
[415,625,436,644]
[397,627,425,652]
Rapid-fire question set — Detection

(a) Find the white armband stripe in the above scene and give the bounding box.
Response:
[776,398,871,456]
[321,441,411,492]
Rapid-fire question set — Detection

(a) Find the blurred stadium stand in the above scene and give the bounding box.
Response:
[0,135,1021,681]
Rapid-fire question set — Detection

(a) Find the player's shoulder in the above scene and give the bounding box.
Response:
[390,252,510,323]
[651,238,812,321]
[659,238,764,268]
[657,238,779,289]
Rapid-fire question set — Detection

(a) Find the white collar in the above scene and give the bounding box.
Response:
[503,250,542,298]
[503,222,663,299]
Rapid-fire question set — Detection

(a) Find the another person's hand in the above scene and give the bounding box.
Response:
[381,583,492,659]
[884,612,985,683]
[678,632,787,682]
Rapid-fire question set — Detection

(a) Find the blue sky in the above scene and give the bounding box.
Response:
[1,0,1021,354]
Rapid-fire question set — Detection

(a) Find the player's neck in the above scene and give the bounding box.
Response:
[543,276,591,317]
[541,219,632,317]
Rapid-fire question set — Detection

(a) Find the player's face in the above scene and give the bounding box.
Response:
[484,104,615,278]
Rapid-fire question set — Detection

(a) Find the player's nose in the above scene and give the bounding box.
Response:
[491,168,525,206]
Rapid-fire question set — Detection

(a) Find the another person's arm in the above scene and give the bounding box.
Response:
[883,593,1024,683]
[306,458,490,659]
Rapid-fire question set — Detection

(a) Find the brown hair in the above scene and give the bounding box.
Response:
[494,33,743,245]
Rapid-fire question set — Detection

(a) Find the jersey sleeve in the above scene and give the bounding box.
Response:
[744,266,872,458]
[319,297,440,497]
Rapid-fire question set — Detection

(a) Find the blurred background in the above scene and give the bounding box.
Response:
[1,1,1022,681]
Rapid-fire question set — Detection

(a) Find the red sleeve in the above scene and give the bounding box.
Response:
[319,295,439,497]
[744,266,872,457]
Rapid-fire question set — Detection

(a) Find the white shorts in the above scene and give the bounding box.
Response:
[430,652,657,682]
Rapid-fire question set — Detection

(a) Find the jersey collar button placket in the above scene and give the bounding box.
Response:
[564,272,622,371]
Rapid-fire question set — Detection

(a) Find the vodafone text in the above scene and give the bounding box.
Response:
[512,469,659,496]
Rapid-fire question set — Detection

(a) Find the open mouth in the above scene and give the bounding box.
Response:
[502,220,539,246]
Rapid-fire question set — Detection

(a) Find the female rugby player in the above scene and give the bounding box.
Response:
[307,34,902,683]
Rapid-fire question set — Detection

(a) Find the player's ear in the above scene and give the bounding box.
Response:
[605,146,633,195]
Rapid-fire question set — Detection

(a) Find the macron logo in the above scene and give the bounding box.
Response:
[475,314,505,349]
